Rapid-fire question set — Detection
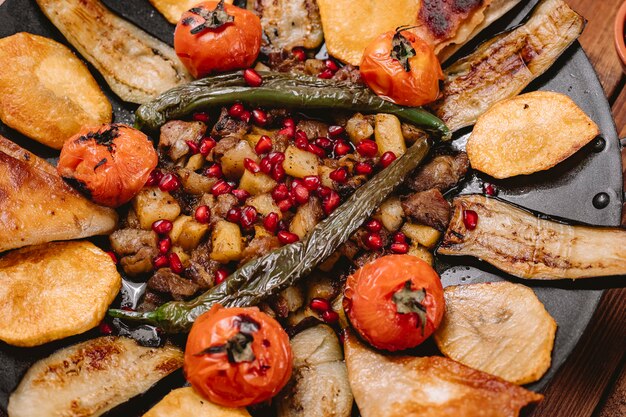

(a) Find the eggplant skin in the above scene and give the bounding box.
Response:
[431,0,585,132]
[437,195,626,280]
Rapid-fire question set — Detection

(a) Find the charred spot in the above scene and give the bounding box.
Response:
[94,158,108,171]
[155,357,184,374]
[262,339,271,347]
[181,16,196,26]
[452,0,483,13]
[23,153,30,161]
[237,314,261,334]
[62,176,92,199]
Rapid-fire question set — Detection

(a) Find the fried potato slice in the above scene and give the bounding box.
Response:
[466,91,599,179]
[143,387,251,417]
[0,241,121,347]
[149,0,233,24]
[0,33,111,149]
[434,282,557,385]
[9,336,183,417]
[344,330,542,417]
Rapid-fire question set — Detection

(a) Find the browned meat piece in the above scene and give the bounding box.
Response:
[273,131,290,153]
[147,268,199,300]
[159,120,206,162]
[213,135,241,157]
[338,240,359,260]
[187,241,220,289]
[352,227,391,252]
[138,291,166,312]
[120,246,158,277]
[304,58,325,76]
[336,174,367,199]
[211,194,238,222]
[296,119,328,139]
[402,189,452,231]
[265,51,307,73]
[333,64,362,84]
[353,251,383,268]
[239,235,281,265]
[110,229,157,255]
[407,153,469,193]
[211,108,249,140]
[401,123,427,143]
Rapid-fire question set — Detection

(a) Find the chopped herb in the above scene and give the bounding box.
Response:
[392,280,428,334]
[188,0,234,35]
[391,27,416,72]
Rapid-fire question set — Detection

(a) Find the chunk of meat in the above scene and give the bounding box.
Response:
[333,64,362,84]
[187,241,220,289]
[211,108,249,140]
[109,229,157,255]
[402,189,451,231]
[406,152,469,193]
[120,246,158,277]
[147,268,199,300]
[138,291,166,312]
[213,135,241,157]
[159,121,206,162]
[239,235,280,265]
[296,120,329,140]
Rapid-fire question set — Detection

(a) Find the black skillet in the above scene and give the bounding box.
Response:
[0,0,623,415]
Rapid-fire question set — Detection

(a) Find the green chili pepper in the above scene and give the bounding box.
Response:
[109,136,432,332]
[135,71,451,141]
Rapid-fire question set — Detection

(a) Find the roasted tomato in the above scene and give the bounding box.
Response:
[174,1,262,78]
[184,305,293,407]
[57,123,157,208]
[360,28,444,107]
[343,254,445,351]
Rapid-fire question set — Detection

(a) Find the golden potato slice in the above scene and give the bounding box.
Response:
[466,91,599,179]
[149,0,233,24]
[143,387,251,417]
[0,241,121,347]
[434,281,557,385]
[0,33,111,149]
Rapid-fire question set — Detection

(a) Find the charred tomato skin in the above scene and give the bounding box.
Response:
[360,30,443,107]
[57,123,158,208]
[175,1,262,78]
[184,305,293,407]
[344,255,445,351]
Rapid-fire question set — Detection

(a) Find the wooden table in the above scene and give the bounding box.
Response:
[528,1,626,416]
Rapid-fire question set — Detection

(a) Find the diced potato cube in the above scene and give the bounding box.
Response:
[170,246,190,267]
[247,193,282,218]
[177,220,209,251]
[221,140,259,179]
[177,168,215,195]
[251,126,276,136]
[239,170,277,195]
[133,187,181,229]
[283,146,319,178]
[185,153,205,171]
[244,134,263,149]
[375,113,406,157]
[318,165,336,189]
[408,244,434,265]
[373,197,404,231]
[290,202,320,239]
[211,221,243,262]
[281,286,304,312]
[346,113,374,144]
[170,215,192,244]
[401,222,442,249]
[254,225,273,238]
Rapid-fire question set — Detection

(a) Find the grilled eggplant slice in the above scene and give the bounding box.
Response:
[36,0,191,104]
[438,195,626,279]
[8,337,183,417]
[432,0,585,132]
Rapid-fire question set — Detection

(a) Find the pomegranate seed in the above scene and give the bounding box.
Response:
[158,237,171,254]
[268,152,286,164]
[333,140,351,156]
[232,188,250,203]
[277,198,293,212]
[215,267,229,284]
[355,162,373,175]
[252,109,267,126]
[318,68,334,79]
[307,143,326,157]
[192,112,209,123]
[263,212,279,233]
[295,132,309,149]
[99,321,113,335]
[226,207,242,223]
[310,298,331,313]
[244,158,261,173]
[278,125,295,138]
[205,163,223,178]
[211,180,232,196]
[260,157,272,174]
[153,254,169,269]
[158,173,181,192]
[393,231,407,243]
[243,68,263,87]
[292,47,306,61]
[240,206,258,228]
[277,220,288,232]
[380,151,397,168]
[152,219,173,235]
[317,185,332,198]
[322,310,339,324]
[271,164,286,182]
[302,175,321,191]
[105,251,117,264]
[329,167,348,183]
[272,184,290,201]
[169,252,184,274]
[315,137,332,149]
[278,230,299,244]
[365,219,382,233]
[291,178,303,188]
[255,135,273,154]
[325,59,339,72]
[365,232,383,250]
[484,183,497,196]
[239,110,251,123]
[283,118,295,128]
[356,139,378,157]
[328,125,344,137]
[390,242,409,254]
[199,137,217,156]
[186,140,200,154]
[195,205,211,224]
[463,209,479,230]
[322,191,341,215]
[228,103,245,118]
[145,169,163,186]
[291,184,310,205]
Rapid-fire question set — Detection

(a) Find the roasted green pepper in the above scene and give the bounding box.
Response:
[135,71,451,141]
[109,136,432,332]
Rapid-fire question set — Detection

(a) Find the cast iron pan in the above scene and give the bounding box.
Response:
[0,0,623,416]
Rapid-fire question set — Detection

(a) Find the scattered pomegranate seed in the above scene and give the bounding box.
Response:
[484,183,497,196]
[244,158,261,173]
[278,125,295,138]
[263,212,279,233]
[317,185,332,198]
[205,163,223,178]
[158,237,171,254]
[328,125,344,137]
[260,157,272,174]
[329,167,348,183]
[291,184,310,205]
[243,68,263,86]
[315,137,332,149]
[239,110,251,123]
[226,207,242,223]
[106,251,117,264]
[292,47,306,61]
[228,103,245,118]
[195,205,211,224]
[158,173,181,192]
[356,139,378,157]
[463,209,479,230]
[307,143,326,157]
[278,230,300,244]
[333,140,351,156]
[232,188,250,203]
[268,152,285,164]
[277,220,288,232]
[277,198,293,212]
[322,310,339,324]
[310,297,331,313]
[211,180,232,196]
[365,219,382,233]
[152,219,173,235]
[240,206,258,228]
[255,135,273,154]
[271,164,286,182]
[322,191,341,215]
[354,162,373,175]
[272,184,290,201]
[145,169,163,186]
[318,68,334,79]
[283,118,295,128]
[99,321,113,335]
[390,242,409,254]
[393,231,407,243]
[302,175,321,191]
[325,59,339,72]
[153,254,169,269]
[169,252,184,274]
[380,151,397,168]
[199,137,217,156]
[192,112,209,123]
[215,267,229,284]
[252,109,268,126]
[295,131,309,149]
[186,140,199,154]
[365,232,383,250]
